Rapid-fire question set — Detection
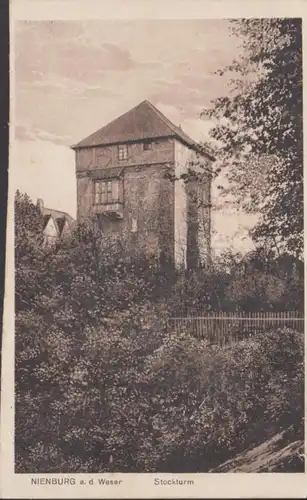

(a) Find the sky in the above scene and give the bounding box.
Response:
[13,19,258,253]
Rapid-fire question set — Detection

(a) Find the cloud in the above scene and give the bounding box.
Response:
[12,20,258,254]
[15,123,72,146]
[22,76,118,99]
[151,85,205,118]
[14,19,240,149]
[15,23,138,89]
[16,41,137,84]
[102,43,137,71]
[149,62,235,116]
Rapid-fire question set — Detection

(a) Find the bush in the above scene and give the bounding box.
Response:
[14,194,304,472]
[15,303,170,472]
[169,249,304,314]
[15,318,304,472]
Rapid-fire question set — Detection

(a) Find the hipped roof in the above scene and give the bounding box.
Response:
[72,100,214,160]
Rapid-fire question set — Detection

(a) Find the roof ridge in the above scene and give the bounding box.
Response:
[72,100,215,160]
[43,213,60,236]
[73,100,196,149]
[72,101,146,149]
[44,207,74,221]
[141,102,215,159]
[145,101,186,138]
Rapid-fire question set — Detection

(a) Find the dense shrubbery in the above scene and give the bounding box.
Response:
[171,249,304,313]
[16,310,304,472]
[15,193,304,472]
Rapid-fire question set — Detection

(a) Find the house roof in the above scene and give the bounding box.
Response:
[43,214,53,229]
[91,166,124,180]
[56,217,67,235]
[72,100,215,160]
[42,208,76,236]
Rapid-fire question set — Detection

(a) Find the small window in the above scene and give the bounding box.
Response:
[143,141,152,151]
[118,144,128,161]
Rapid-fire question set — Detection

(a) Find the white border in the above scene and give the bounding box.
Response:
[2,0,307,497]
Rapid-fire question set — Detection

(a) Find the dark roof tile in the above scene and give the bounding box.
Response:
[56,217,66,235]
[91,166,124,180]
[42,214,52,231]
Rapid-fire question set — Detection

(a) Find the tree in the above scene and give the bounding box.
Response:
[206,19,303,257]
[224,248,304,312]
[14,191,48,311]
[15,195,304,473]
[15,190,44,261]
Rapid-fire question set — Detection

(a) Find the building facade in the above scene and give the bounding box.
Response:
[72,100,213,268]
[37,198,75,246]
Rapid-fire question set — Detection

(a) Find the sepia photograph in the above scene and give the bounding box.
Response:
[2,2,305,497]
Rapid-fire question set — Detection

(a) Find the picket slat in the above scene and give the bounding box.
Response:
[169,311,304,345]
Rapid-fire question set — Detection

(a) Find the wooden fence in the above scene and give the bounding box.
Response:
[169,311,304,345]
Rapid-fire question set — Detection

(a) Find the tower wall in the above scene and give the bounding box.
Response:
[174,140,212,269]
[75,138,175,262]
[75,136,211,268]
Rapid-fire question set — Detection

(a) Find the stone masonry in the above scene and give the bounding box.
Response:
[72,100,213,268]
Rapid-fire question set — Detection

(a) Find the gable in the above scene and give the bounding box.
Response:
[43,208,75,231]
[59,218,71,237]
[55,216,66,236]
[43,215,58,237]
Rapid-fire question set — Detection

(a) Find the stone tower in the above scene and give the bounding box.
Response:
[72,100,213,268]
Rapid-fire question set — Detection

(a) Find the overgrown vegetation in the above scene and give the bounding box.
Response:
[206,18,303,257]
[170,248,303,314]
[15,193,304,473]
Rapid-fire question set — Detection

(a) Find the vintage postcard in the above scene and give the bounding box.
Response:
[1,0,306,497]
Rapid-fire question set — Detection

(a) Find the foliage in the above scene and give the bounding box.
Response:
[170,263,233,314]
[15,210,170,322]
[15,190,44,260]
[16,309,304,472]
[15,191,48,311]
[170,249,303,313]
[206,19,303,256]
[225,249,304,312]
[15,192,304,473]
